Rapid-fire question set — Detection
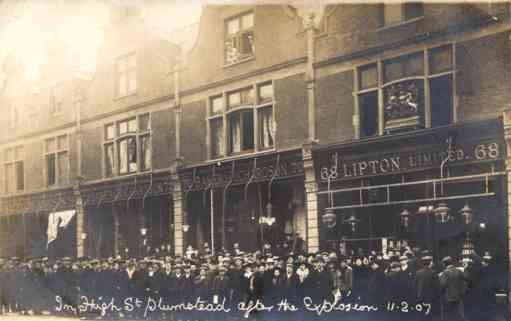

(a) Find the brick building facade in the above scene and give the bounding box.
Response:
[0,3,510,294]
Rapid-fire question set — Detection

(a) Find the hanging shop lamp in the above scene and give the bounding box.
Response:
[400,209,411,228]
[322,208,337,229]
[459,203,474,225]
[434,202,451,224]
[344,214,360,233]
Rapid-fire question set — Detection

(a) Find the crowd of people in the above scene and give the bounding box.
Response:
[0,241,504,321]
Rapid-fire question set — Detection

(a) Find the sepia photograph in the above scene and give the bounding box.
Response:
[0,0,509,320]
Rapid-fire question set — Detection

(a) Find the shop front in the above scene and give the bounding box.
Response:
[0,188,77,259]
[178,150,306,254]
[313,118,507,268]
[81,173,173,258]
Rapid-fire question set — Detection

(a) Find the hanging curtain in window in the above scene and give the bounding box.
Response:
[128,137,138,172]
[260,107,274,148]
[119,140,128,174]
[230,114,241,153]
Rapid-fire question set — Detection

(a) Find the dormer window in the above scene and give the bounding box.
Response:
[225,12,254,65]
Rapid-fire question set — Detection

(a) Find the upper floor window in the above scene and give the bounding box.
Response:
[356,45,454,138]
[116,52,137,97]
[208,82,274,159]
[4,146,24,193]
[45,135,69,187]
[104,113,151,177]
[50,84,64,114]
[225,12,254,65]
[382,3,423,26]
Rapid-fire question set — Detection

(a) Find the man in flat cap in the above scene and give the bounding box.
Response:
[439,256,466,321]
[415,254,440,320]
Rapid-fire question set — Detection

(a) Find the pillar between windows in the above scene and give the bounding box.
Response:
[502,110,511,311]
[171,159,184,257]
[74,184,85,258]
[303,142,319,253]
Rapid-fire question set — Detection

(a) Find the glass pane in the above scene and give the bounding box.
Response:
[210,118,224,158]
[5,164,14,193]
[57,152,69,184]
[242,13,254,29]
[430,75,453,127]
[405,3,423,20]
[359,64,378,89]
[128,70,137,92]
[242,110,254,150]
[128,118,137,132]
[57,135,68,150]
[105,143,114,177]
[127,137,137,173]
[14,146,23,159]
[118,74,127,96]
[240,31,254,56]
[15,161,24,191]
[106,124,115,140]
[384,4,403,25]
[359,91,379,138]
[119,139,128,174]
[240,88,254,105]
[227,18,240,35]
[429,46,453,74]
[46,138,56,153]
[228,113,241,154]
[5,148,13,162]
[228,92,241,108]
[384,52,423,83]
[46,154,56,186]
[139,114,150,131]
[119,121,128,135]
[140,135,151,171]
[258,106,274,149]
[211,96,223,114]
[258,84,273,103]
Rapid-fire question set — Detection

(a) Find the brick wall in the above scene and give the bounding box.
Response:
[316,70,355,145]
[457,31,511,122]
[182,5,306,91]
[180,100,207,165]
[274,73,308,149]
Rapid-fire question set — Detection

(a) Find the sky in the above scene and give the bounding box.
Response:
[0,0,204,82]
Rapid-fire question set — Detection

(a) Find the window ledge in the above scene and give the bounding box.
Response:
[114,91,138,101]
[375,16,424,33]
[222,56,255,68]
[208,147,276,163]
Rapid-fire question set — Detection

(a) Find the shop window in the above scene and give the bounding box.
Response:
[116,52,137,97]
[104,113,151,177]
[382,3,423,26]
[45,135,69,186]
[225,12,254,65]
[3,146,24,193]
[355,45,454,137]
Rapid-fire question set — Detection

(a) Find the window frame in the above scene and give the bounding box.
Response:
[380,2,424,28]
[115,52,138,98]
[3,145,25,194]
[102,113,152,178]
[206,81,275,160]
[44,134,70,187]
[50,83,64,115]
[354,44,457,139]
[224,11,255,66]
